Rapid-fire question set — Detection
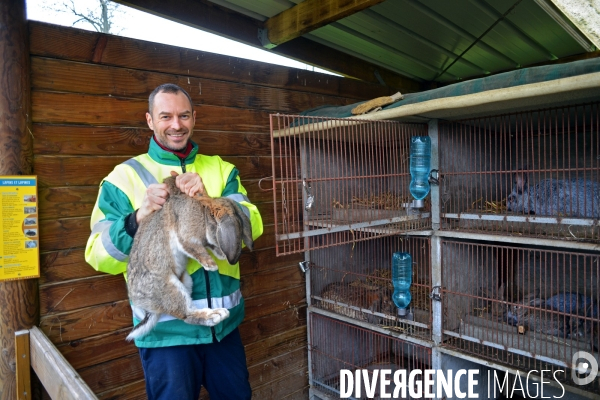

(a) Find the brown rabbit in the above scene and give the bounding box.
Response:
[126,175,254,341]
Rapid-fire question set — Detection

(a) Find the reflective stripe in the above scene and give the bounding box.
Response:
[225,194,251,219]
[91,220,112,235]
[95,221,128,262]
[123,158,158,188]
[226,193,250,203]
[131,289,242,323]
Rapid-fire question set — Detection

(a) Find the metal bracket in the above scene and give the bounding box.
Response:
[299,261,311,273]
[429,169,440,185]
[429,286,442,302]
[258,28,277,49]
[303,179,314,211]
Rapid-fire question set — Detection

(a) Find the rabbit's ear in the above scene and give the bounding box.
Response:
[216,212,243,265]
[232,203,254,251]
[514,171,528,193]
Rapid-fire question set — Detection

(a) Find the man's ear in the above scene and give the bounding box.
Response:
[146,112,154,130]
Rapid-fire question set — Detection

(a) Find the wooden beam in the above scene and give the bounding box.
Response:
[28,326,98,400]
[262,0,386,47]
[15,330,31,400]
[0,1,38,399]
[113,0,421,91]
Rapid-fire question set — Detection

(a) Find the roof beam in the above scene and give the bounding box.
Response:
[261,0,386,48]
[113,0,421,91]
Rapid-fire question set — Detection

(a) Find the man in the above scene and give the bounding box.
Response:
[85,83,263,399]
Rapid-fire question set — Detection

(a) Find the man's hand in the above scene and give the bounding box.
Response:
[136,183,169,223]
[175,171,206,197]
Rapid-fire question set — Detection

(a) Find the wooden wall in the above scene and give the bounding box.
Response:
[29,20,394,399]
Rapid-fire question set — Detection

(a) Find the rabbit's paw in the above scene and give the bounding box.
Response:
[202,259,219,272]
[205,308,230,326]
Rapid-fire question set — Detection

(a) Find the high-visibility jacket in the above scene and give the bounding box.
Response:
[85,138,263,347]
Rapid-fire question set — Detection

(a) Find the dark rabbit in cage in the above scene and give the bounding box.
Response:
[505,292,598,341]
[505,295,571,338]
[506,171,600,218]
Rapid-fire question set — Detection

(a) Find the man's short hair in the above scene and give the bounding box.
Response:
[148,83,194,114]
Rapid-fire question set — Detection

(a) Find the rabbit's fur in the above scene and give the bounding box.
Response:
[506,172,600,218]
[126,175,254,341]
[319,282,394,323]
[505,295,570,338]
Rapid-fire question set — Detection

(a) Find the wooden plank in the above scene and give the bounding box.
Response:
[36,183,272,221]
[244,285,306,322]
[34,155,129,188]
[238,247,303,274]
[248,347,308,393]
[28,326,98,399]
[39,217,90,252]
[15,330,31,400]
[31,57,354,113]
[251,354,309,399]
[32,125,152,157]
[241,264,304,299]
[40,249,103,285]
[95,379,147,400]
[78,353,144,394]
[56,329,137,371]
[32,91,272,132]
[29,19,408,96]
[39,300,132,343]
[283,385,311,399]
[34,154,274,187]
[264,0,386,45]
[32,124,275,157]
[38,186,99,221]
[240,306,307,345]
[40,274,128,315]
[245,327,307,367]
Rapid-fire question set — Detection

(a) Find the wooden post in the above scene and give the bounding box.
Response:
[0,1,38,399]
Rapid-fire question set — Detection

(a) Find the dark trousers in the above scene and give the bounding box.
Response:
[138,328,252,400]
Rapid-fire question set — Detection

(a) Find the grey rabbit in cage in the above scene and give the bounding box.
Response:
[505,295,570,338]
[506,171,600,218]
[126,174,254,341]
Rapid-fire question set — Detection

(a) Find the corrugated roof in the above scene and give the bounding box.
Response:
[209,0,595,85]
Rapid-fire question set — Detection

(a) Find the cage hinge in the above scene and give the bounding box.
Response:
[299,261,311,273]
[429,286,442,302]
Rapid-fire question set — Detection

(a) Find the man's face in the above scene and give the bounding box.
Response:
[146,91,196,151]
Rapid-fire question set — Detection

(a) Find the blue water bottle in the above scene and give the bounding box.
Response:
[409,136,431,202]
[392,252,412,317]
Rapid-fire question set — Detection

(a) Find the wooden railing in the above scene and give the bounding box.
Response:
[15,326,97,400]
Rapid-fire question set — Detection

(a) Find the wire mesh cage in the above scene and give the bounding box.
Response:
[310,235,431,340]
[441,239,599,390]
[310,313,432,399]
[439,102,600,242]
[270,114,431,256]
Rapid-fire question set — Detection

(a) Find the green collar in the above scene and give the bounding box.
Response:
[147,139,199,166]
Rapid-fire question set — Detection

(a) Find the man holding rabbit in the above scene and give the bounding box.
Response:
[85,83,263,400]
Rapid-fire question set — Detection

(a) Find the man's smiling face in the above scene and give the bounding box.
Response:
[146,91,196,151]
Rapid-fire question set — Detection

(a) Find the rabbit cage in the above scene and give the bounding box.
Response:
[269,66,600,398]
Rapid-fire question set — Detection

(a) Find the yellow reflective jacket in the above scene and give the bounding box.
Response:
[85,138,263,347]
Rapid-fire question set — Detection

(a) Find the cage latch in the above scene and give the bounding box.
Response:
[429,286,442,302]
[299,261,311,273]
[429,169,440,185]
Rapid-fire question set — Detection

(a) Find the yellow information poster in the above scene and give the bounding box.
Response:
[0,176,40,282]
